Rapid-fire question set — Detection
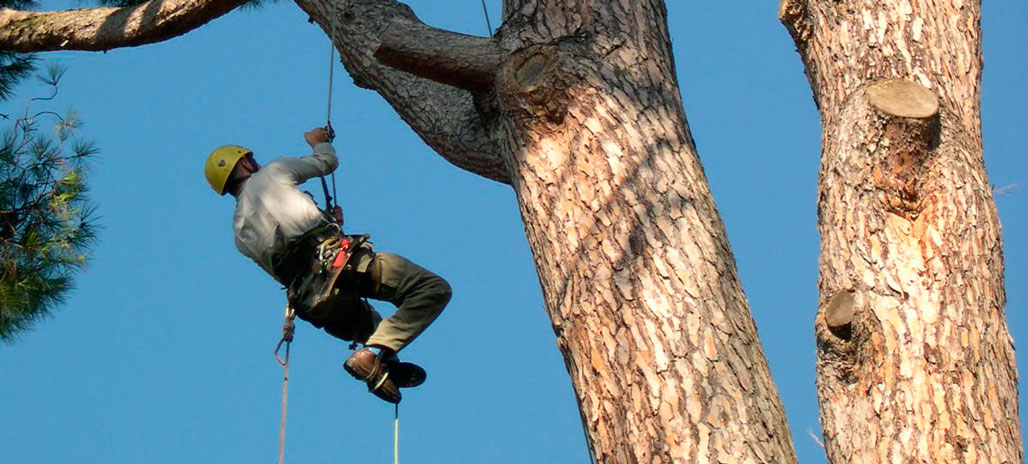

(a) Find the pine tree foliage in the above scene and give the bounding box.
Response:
[0,54,35,102]
[0,65,98,342]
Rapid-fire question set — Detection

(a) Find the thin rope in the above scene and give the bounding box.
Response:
[325,0,339,206]
[480,0,493,36]
[277,342,290,464]
[394,404,400,464]
[326,2,336,125]
[274,306,296,464]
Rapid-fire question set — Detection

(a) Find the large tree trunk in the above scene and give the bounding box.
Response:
[780,1,1022,463]
[484,2,797,462]
[301,0,800,461]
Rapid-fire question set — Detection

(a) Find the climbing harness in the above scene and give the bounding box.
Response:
[274,305,297,464]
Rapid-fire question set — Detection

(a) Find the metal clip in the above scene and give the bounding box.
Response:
[326,121,336,142]
[274,305,297,366]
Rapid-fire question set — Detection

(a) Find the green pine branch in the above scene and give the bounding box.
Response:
[0,65,98,343]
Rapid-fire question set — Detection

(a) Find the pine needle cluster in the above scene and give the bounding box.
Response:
[0,65,98,343]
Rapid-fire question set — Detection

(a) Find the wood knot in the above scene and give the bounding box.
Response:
[497,44,571,126]
[514,51,554,89]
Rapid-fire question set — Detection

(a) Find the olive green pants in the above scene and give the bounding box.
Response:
[296,249,451,353]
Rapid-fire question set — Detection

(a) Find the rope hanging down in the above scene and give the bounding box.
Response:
[273,306,402,464]
[279,4,402,463]
[321,0,339,214]
[394,404,400,464]
[480,0,493,35]
[274,305,297,464]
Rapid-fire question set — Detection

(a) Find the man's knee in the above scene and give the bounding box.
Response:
[428,275,452,306]
[374,252,448,297]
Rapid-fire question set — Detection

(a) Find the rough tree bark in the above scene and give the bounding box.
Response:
[780,1,1022,463]
[300,1,800,461]
[0,1,801,462]
[0,0,248,51]
[482,3,796,462]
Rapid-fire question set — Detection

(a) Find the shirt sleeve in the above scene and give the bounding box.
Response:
[269,143,339,184]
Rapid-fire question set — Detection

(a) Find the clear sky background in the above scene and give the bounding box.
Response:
[1,1,1024,463]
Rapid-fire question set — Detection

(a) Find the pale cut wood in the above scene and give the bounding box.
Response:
[866,79,939,119]
[823,290,855,336]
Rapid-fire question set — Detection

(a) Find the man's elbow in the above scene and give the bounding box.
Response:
[313,143,339,172]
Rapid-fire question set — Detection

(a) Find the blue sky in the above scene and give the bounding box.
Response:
[1,1,1025,463]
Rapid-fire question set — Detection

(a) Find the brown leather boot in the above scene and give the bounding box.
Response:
[344,348,401,404]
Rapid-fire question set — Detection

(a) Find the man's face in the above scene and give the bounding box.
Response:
[226,154,260,194]
[231,154,259,179]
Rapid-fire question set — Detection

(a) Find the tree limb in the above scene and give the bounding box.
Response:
[0,0,248,52]
[375,24,502,93]
[295,0,508,183]
[0,0,509,183]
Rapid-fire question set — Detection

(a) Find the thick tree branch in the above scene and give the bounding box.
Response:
[295,0,508,184]
[375,25,502,93]
[0,0,509,182]
[0,0,247,52]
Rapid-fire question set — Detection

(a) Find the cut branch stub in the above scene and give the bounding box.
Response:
[815,289,861,387]
[496,43,573,127]
[866,79,940,120]
[842,78,941,218]
[778,0,811,42]
[868,79,940,217]
[823,289,856,340]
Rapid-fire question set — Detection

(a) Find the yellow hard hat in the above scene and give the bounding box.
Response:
[205,145,251,195]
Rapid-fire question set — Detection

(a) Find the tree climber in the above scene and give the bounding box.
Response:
[204,126,451,404]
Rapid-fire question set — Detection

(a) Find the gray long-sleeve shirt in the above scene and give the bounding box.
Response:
[233,142,338,277]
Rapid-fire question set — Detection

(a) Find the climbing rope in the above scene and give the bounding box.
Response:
[480,0,493,36]
[321,0,340,214]
[394,404,400,464]
[272,307,402,464]
[279,4,409,462]
[274,305,297,464]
